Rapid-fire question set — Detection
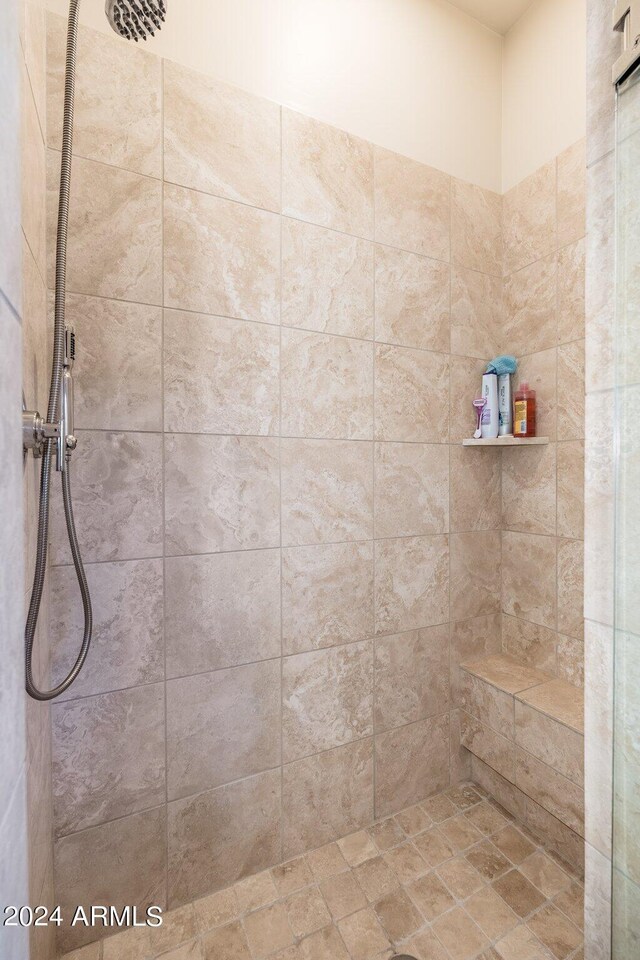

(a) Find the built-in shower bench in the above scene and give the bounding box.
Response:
[458,653,584,872]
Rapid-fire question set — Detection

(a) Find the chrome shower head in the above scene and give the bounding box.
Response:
[105,0,166,41]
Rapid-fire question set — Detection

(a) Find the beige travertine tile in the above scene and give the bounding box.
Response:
[306,843,349,882]
[281,328,373,440]
[374,442,448,538]
[459,671,514,736]
[466,885,519,941]
[412,828,456,868]
[374,887,423,941]
[450,614,502,699]
[235,871,279,913]
[22,64,46,280]
[166,662,281,800]
[374,343,449,443]
[519,851,571,899]
[54,808,166,953]
[438,815,484,853]
[164,310,279,436]
[557,239,585,345]
[447,782,484,811]
[449,354,490,442]
[282,109,374,238]
[557,140,586,249]
[503,256,557,357]
[281,541,373,655]
[450,531,501,620]
[492,869,547,919]
[516,679,584,734]
[516,349,557,441]
[406,870,455,920]
[494,924,554,960]
[281,218,373,339]
[163,61,280,211]
[201,922,251,960]
[193,887,239,933]
[165,549,281,677]
[271,857,313,897]
[167,771,281,907]
[282,740,374,858]
[374,714,449,818]
[284,886,331,938]
[368,817,406,851]
[244,902,293,958]
[288,925,351,960]
[52,684,165,836]
[47,151,162,303]
[514,701,583,786]
[584,394,615,628]
[163,183,280,322]
[164,434,280,556]
[459,712,515,782]
[337,831,380,868]
[501,615,557,675]
[554,880,584,929]
[502,444,557,536]
[461,654,548,695]
[451,179,502,276]
[585,155,615,393]
[63,294,162,432]
[47,15,161,176]
[50,558,163,700]
[283,642,373,761]
[375,535,449,635]
[394,804,432,836]
[149,903,197,956]
[59,945,102,960]
[471,759,527,822]
[450,266,503,360]
[319,870,367,920]
[556,636,584,688]
[527,902,582,959]
[421,793,459,823]
[281,438,373,546]
[492,825,537,865]
[450,446,502,532]
[337,907,390,960]
[503,161,556,275]
[374,146,450,260]
[374,625,449,733]
[101,926,151,960]
[161,942,203,960]
[557,538,584,641]
[432,906,490,960]
[557,341,585,441]
[353,855,399,902]
[382,842,429,885]
[464,801,510,836]
[514,750,584,836]
[402,927,450,960]
[50,431,163,565]
[502,531,557,629]
[557,441,584,541]
[375,244,449,352]
[466,840,512,881]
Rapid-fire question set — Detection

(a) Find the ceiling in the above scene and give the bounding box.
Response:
[446,0,535,34]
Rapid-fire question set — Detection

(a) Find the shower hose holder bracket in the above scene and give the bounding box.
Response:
[22,407,60,460]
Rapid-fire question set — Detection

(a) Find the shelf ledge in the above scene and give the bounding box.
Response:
[462,436,549,447]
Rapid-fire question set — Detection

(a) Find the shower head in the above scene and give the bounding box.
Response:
[105,0,166,41]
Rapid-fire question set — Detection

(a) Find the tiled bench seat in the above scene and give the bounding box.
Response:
[458,654,584,863]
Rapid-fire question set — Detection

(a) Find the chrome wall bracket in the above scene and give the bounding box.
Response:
[22,405,60,460]
[613,1,640,85]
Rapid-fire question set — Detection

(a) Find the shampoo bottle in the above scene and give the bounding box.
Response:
[498,373,513,436]
[481,373,499,439]
[514,381,536,438]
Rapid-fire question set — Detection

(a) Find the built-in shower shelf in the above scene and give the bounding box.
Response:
[462,436,549,447]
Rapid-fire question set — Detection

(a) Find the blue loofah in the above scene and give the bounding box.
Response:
[486,355,518,375]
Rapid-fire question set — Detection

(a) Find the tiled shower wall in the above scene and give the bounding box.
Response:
[499,142,586,686]
[45,14,508,951]
[21,0,56,957]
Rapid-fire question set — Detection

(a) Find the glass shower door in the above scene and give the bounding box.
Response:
[612,62,640,959]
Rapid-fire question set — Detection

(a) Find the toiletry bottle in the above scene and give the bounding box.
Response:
[498,373,513,436]
[481,373,499,439]
[514,381,536,438]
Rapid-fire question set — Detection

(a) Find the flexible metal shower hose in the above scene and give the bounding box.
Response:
[25,0,93,701]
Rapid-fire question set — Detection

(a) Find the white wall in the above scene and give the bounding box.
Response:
[502,0,586,190]
[46,0,504,191]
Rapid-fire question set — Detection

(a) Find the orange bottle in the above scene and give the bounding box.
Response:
[514,382,536,438]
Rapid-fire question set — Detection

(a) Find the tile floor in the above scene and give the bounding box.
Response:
[61,783,584,960]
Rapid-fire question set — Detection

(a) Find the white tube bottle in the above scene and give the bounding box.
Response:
[481,373,500,439]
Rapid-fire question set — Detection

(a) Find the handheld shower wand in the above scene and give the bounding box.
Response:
[23,0,167,701]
